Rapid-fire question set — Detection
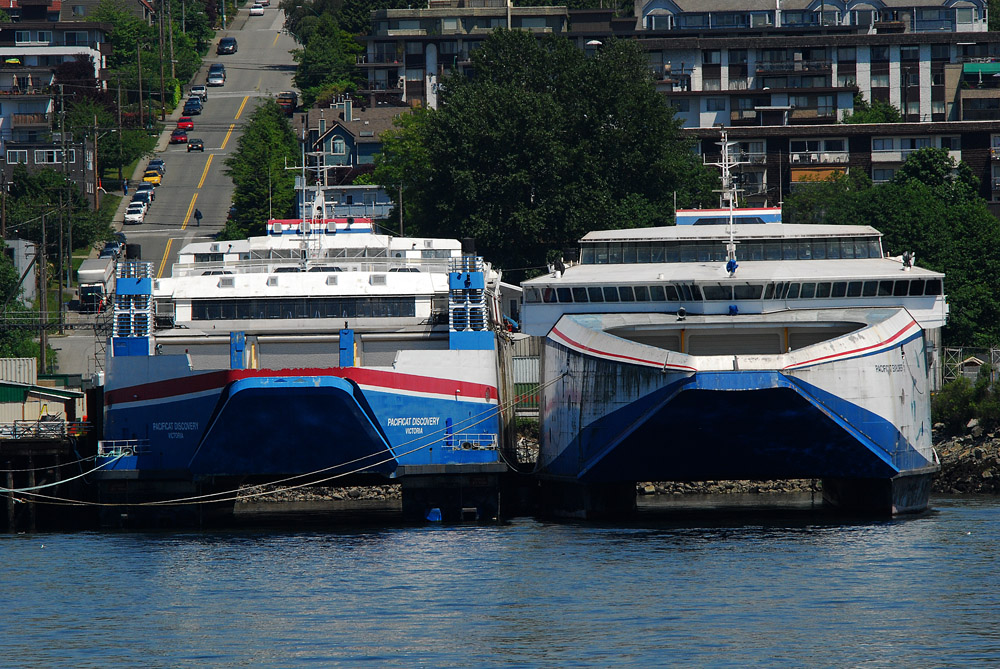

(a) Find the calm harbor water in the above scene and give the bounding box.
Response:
[2,494,999,667]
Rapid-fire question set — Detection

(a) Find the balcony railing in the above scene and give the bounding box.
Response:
[790,151,849,164]
[755,59,832,72]
[728,151,767,164]
[789,107,836,120]
[11,112,52,127]
[356,54,403,65]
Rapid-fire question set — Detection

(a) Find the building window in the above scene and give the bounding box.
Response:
[906,101,919,115]
[873,168,895,182]
[703,78,721,91]
[872,138,893,151]
[14,31,30,44]
[931,44,950,60]
[706,98,726,111]
[932,72,945,86]
[703,49,721,64]
[901,137,931,150]
[72,5,85,15]
[932,101,946,116]
[837,74,856,87]
[939,136,959,149]
[5,150,27,164]
[729,49,748,64]
[332,137,346,155]
[669,98,690,112]
[957,8,974,23]
[870,46,889,61]
[37,31,52,43]
[64,31,89,46]
[442,17,458,31]
[870,73,889,87]
[900,45,919,61]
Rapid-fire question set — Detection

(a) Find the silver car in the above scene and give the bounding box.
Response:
[207,72,225,87]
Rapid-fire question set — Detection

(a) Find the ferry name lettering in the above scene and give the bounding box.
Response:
[386,416,441,427]
[874,364,904,374]
[152,421,200,431]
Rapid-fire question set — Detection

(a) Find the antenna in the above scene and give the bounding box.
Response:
[704,129,747,277]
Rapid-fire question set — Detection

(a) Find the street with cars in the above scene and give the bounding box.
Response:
[114,7,298,277]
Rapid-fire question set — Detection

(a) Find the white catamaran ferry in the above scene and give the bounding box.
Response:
[520,144,946,516]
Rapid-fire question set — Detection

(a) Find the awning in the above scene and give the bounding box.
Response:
[963,62,1000,75]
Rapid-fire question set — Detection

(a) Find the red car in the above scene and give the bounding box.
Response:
[176,116,194,130]
[170,129,188,144]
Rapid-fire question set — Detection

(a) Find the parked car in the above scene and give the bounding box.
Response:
[115,232,127,245]
[170,129,188,144]
[142,170,163,186]
[206,71,225,87]
[249,3,264,15]
[209,63,226,76]
[182,102,202,115]
[217,37,238,54]
[259,0,269,5]
[177,116,194,130]
[100,241,123,259]
[124,203,146,225]
[187,138,205,152]
[189,85,208,101]
[135,183,156,201]
[148,158,166,175]
[131,191,153,210]
[276,91,298,116]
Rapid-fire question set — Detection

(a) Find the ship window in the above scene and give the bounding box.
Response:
[603,287,620,302]
[659,243,674,263]
[525,287,540,303]
[925,279,942,295]
[812,241,826,260]
[690,285,703,300]
[798,241,813,260]
[909,279,925,296]
[869,240,881,258]
[265,301,282,318]
[764,243,782,261]
[608,243,623,264]
[542,287,557,303]
[744,243,763,261]
[862,281,878,297]
[572,287,589,302]
[773,281,785,298]
[679,284,693,301]
[636,245,651,263]
[841,240,856,259]
[786,283,800,299]
[588,287,604,302]
[831,282,847,298]
[878,280,893,297]
[220,301,237,319]
[893,280,909,297]
[703,284,733,300]
[800,282,816,298]
[581,246,595,264]
[595,244,609,264]
[763,283,775,299]
[734,284,762,300]
[815,282,832,298]
[783,241,797,260]
[854,239,869,258]
[634,285,649,301]
[696,244,713,262]
[653,285,669,301]
[619,286,635,301]
[556,287,573,302]
[623,244,637,264]
[826,240,841,259]
[679,244,697,262]
[847,281,863,297]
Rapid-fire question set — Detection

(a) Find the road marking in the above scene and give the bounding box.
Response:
[196,155,213,188]
[221,123,235,150]
[182,192,199,230]
[256,75,262,91]
[235,95,249,120]
[272,32,280,47]
[157,238,173,278]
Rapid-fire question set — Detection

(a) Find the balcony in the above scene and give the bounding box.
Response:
[872,148,961,163]
[11,112,51,127]
[755,59,832,73]
[729,151,767,164]
[790,151,848,165]
[991,147,1000,160]
[356,54,403,66]
[789,107,837,121]
[992,177,1000,192]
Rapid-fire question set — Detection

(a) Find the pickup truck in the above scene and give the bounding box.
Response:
[77,257,115,313]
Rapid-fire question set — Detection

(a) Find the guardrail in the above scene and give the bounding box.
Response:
[0,420,90,440]
[442,432,498,450]
[98,439,151,457]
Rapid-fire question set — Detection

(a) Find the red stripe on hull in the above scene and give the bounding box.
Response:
[105,366,497,407]
[551,326,697,372]
[782,320,919,370]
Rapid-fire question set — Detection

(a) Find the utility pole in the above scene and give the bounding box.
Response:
[116,76,123,184]
[60,84,71,296]
[39,211,47,373]
[158,5,167,121]
[167,0,176,79]
[137,43,144,129]
[93,114,100,210]
[57,194,63,333]
[222,0,226,30]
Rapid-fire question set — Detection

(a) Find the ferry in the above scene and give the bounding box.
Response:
[520,145,946,517]
[96,216,516,523]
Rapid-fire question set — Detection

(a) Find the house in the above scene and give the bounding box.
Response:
[0,136,99,207]
[1,237,36,304]
[293,96,403,185]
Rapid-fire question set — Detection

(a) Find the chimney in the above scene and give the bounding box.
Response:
[344,96,353,122]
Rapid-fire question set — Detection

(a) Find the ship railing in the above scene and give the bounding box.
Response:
[0,419,81,440]
[170,257,455,277]
[98,439,151,457]
[441,432,498,451]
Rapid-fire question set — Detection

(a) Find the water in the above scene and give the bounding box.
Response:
[2,495,999,667]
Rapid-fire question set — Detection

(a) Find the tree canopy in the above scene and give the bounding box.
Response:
[841,93,903,124]
[290,13,364,107]
[221,101,301,240]
[784,148,1000,346]
[373,30,717,276]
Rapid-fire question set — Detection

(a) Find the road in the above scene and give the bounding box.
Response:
[52,9,298,377]
[125,8,298,278]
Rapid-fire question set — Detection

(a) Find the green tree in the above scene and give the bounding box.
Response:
[0,245,38,356]
[291,13,363,107]
[784,149,1000,346]
[222,101,300,239]
[841,93,903,124]
[373,30,716,277]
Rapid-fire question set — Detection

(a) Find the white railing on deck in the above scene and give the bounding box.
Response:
[170,257,454,278]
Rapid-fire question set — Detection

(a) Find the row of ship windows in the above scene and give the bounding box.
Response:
[190,297,416,320]
[525,278,943,304]
[580,238,882,264]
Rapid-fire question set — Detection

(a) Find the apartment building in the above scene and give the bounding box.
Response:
[358,0,568,109]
